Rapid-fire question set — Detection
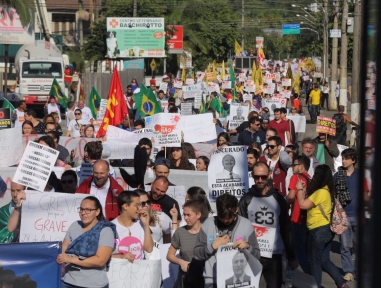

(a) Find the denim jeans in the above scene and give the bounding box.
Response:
[292,223,310,274]
[308,225,345,288]
[339,216,357,274]
[310,105,320,123]
[204,284,217,288]
[61,281,109,288]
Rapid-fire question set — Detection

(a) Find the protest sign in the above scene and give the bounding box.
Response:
[206,72,217,82]
[107,258,161,288]
[281,89,292,98]
[0,127,23,167]
[97,99,108,120]
[174,81,183,88]
[229,104,249,130]
[287,115,306,133]
[273,93,282,98]
[208,146,248,202]
[264,86,274,95]
[13,141,59,191]
[216,244,262,288]
[262,98,287,116]
[78,162,93,184]
[0,242,61,287]
[276,83,282,93]
[222,80,232,89]
[161,100,168,111]
[303,75,310,81]
[106,125,153,140]
[186,78,194,85]
[275,72,281,82]
[239,72,246,82]
[243,94,252,103]
[265,73,276,80]
[145,113,182,147]
[207,82,220,93]
[159,82,168,92]
[20,191,86,242]
[0,108,11,129]
[244,80,256,93]
[160,243,180,288]
[282,78,291,86]
[316,116,336,136]
[180,102,193,115]
[265,78,273,85]
[197,72,205,81]
[182,83,202,92]
[194,94,202,109]
[253,224,277,258]
[182,113,216,143]
[183,90,201,99]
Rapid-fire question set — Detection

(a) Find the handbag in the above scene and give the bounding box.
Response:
[318,197,349,235]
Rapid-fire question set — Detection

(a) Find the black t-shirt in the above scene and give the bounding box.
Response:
[236,121,250,133]
[150,194,182,221]
[34,121,45,134]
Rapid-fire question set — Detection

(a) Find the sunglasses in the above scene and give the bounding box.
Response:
[140,200,151,207]
[61,179,74,184]
[267,145,277,149]
[251,123,260,126]
[253,175,268,181]
[75,113,81,115]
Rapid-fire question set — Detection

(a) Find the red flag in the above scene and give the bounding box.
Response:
[96,67,128,137]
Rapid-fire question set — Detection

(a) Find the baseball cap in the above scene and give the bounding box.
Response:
[261,118,269,124]
[262,107,269,113]
[154,157,170,168]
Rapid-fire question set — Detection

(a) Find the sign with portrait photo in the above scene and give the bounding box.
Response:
[261,98,287,116]
[229,103,249,130]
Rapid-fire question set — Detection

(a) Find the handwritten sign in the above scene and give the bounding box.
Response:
[181,113,216,143]
[0,127,23,167]
[316,116,336,136]
[97,99,108,120]
[145,113,182,147]
[13,141,59,191]
[253,224,276,258]
[20,191,86,242]
[107,258,161,288]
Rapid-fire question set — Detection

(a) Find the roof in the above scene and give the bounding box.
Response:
[45,0,94,11]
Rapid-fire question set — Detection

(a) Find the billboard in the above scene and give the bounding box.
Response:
[106,17,165,58]
[167,25,183,54]
[0,7,34,45]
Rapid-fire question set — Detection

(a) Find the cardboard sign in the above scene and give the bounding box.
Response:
[20,191,86,242]
[0,127,23,167]
[316,116,336,136]
[0,108,11,129]
[253,225,276,258]
[182,113,216,143]
[145,113,182,147]
[13,141,59,191]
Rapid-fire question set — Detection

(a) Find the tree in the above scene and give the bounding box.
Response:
[3,0,35,26]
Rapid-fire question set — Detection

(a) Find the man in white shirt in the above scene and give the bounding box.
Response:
[77,99,93,121]
[11,100,27,127]
[65,101,75,129]
[46,96,61,123]
[66,108,89,137]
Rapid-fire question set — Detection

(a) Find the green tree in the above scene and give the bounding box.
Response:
[4,0,34,26]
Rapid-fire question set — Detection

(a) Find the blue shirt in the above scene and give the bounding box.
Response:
[334,168,358,217]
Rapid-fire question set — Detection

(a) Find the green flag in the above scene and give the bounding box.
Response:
[2,98,14,114]
[199,92,207,114]
[209,96,225,117]
[49,78,69,109]
[133,83,162,118]
[88,86,102,119]
[229,66,238,101]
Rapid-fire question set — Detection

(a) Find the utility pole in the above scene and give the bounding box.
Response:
[329,1,339,110]
[339,0,348,112]
[351,0,362,143]
[133,0,137,17]
[241,0,244,51]
[323,0,328,80]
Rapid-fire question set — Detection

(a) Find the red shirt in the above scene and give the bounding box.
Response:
[268,119,290,145]
[289,172,311,224]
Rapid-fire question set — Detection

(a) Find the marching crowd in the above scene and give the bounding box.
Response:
[0,72,367,288]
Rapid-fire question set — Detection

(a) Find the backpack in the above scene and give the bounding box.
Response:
[318,196,349,235]
[333,113,345,133]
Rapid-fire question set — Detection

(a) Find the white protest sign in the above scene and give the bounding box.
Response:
[275,72,281,82]
[303,75,310,81]
[281,89,292,99]
[20,191,86,242]
[182,83,202,92]
[186,78,195,85]
[159,82,168,92]
[107,258,161,288]
[164,186,186,220]
[182,113,216,143]
[217,244,262,288]
[253,224,276,258]
[264,87,274,95]
[229,104,249,130]
[334,144,349,172]
[276,83,282,93]
[0,127,23,167]
[13,141,59,191]
[161,100,169,111]
[222,81,232,89]
[243,94,252,103]
[145,113,182,147]
[287,115,306,133]
[194,94,202,109]
[282,78,291,86]
[183,90,202,99]
[174,81,183,88]
[105,125,153,143]
[97,99,108,120]
[160,243,179,288]
[180,102,193,115]
[208,146,249,203]
[262,98,287,116]
[207,82,220,93]
[78,162,93,185]
[239,72,246,82]
[244,80,256,93]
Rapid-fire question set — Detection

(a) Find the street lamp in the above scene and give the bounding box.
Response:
[300,27,320,41]
[296,14,315,25]
[292,4,317,20]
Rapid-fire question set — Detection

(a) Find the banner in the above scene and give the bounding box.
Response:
[0,108,11,129]
[229,103,249,130]
[107,258,162,288]
[20,191,86,242]
[0,127,23,167]
[216,244,262,288]
[145,113,182,147]
[208,146,248,202]
[13,141,59,191]
[182,113,216,143]
[106,17,165,58]
[316,116,336,136]
[0,242,61,287]
[262,98,287,116]
[0,7,35,44]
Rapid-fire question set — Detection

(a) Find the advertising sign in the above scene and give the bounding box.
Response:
[0,7,35,44]
[167,25,183,54]
[0,108,11,129]
[106,17,165,58]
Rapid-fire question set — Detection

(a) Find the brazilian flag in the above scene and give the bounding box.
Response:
[49,78,69,109]
[209,96,225,117]
[88,86,102,119]
[199,92,207,114]
[134,83,162,118]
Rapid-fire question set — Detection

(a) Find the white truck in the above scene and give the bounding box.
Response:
[15,40,69,111]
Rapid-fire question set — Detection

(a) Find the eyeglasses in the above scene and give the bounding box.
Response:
[140,200,151,207]
[61,179,74,185]
[253,175,268,181]
[75,113,81,115]
[267,145,277,149]
[77,207,97,214]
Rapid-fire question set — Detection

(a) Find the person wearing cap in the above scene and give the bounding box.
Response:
[260,118,269,132]
[260,107,270,121]
[146,158,176,186]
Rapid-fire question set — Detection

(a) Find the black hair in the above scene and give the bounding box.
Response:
[341,148,357,164]
[26,109,37,118]
[134,119,145,128]
[267,135,282,146]
[285,144,298,161]
[83,196,105,220]
[183,142,196,159]
[61,169,78,182]
[197,156,210,171]
[46,130,60,142]
[248,142,262,155]
[247,148,260,160]
[37,135,55,148]
[216,193,238,219]
[267,128,277,135]
[273,108,281,113]
[306,165,335,201]
[67,101,75,109]
[280,107,287,114]
[158,90,165,94]
[249,116,260,124]
[218,132,231,144]
[85,141,103,160]
[117,191,140,212]
[169,106,179,113]
[168,97,176,104]
[138,137,152,149]
[301,137,315,146]
[18,100,26,106]
[75,108,82,114]
[169,144,195,170]
[294,155,311,171]
[155,150,165,160]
